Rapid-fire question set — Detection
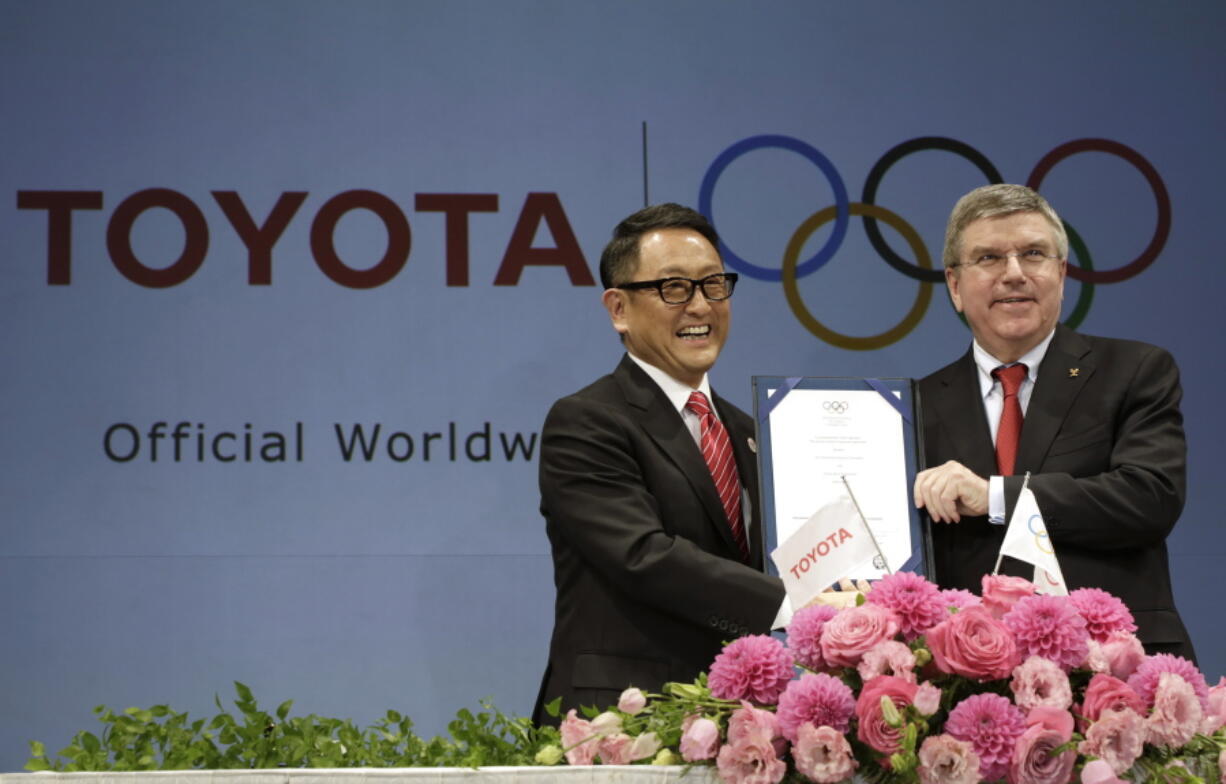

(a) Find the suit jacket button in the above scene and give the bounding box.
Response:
[708,615,719,628]
[718,620,730,632]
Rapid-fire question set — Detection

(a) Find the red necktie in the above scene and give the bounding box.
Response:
[992,363,1028,476]
[685,391,749,560]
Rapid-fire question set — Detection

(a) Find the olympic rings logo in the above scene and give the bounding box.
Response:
[822,401,849,414]
[698,135,1171,350]
[1027,513,1055,555]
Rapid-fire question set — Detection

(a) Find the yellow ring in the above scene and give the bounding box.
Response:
[781,202,934,351]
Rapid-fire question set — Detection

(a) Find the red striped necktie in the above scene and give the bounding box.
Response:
[992,363,1028,476]
[685,391,749,560]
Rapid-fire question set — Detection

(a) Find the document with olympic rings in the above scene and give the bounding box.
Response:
[753,377,925,581]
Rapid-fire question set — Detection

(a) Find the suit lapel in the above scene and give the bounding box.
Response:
[613,357,739,554]
[1017,326,1095,472]
[931,349,997,476]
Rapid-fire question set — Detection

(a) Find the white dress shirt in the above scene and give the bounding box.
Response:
[972,330,1055,523]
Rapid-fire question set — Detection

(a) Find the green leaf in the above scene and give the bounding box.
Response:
[276,700,293,721]
[234,682,254,704]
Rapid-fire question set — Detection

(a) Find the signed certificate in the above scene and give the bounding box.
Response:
[752,377,931,580]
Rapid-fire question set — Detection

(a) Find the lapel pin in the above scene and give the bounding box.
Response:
[747,437,757,454]
[1068,368,1080,378]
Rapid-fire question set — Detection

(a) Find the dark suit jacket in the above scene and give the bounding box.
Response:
[919,325,1194,660]
[532,355,785,722]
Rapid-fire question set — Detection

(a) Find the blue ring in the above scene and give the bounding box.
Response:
[698,135,850,282]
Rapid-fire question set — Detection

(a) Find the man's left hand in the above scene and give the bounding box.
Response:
[913,460,989,523]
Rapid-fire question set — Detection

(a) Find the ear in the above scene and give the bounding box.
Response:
[602,288,630,335]
[945,266,964,313]
[1055,258,1067,302]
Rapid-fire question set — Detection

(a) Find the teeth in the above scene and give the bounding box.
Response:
[678,325,710,337]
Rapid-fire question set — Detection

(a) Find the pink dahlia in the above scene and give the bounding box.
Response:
[786,603,838,671]
[1145,672,1204,748]
[793,723,858,784]
[858,639,918,683]
[945,693,1027,782]
[918,734,980,784]
[1002,595,1090,671]
[708,634,795,705]
[775,672,856,741]
[1127,653,1210,712]
[1067,588,1137,642]
[940,588,981,610]
[1010,655,1073,712]
[866,570,948,640]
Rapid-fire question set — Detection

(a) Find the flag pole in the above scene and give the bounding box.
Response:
[992,471,1031,574]
[840,475,892,575]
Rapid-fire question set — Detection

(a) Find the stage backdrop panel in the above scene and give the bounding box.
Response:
[3,0,1224,771]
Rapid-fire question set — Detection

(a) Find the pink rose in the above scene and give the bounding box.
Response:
[1080,759,1129,784]
[716,703,786,784]
[1081,674,1145,723]
[616,687,646,715]
[1008,723,1076,784]
[679,716,720,762]
[596,732,634,764]
[981,574,1036,619]
[820,603,902,668]
[793,723,858,784]
[1078,708,1145,775]
[914,681,942,717]
[918,734,980,784]
[1025,706,1074,741]
[855,675,918,755]
[1093,632,1146,680]
[559,709,598,765]
[927,605,1021,681]
[1011,655,1073,712]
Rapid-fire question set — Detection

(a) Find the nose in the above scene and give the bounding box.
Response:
[1000,254,1027,282]
[685,286,713,314]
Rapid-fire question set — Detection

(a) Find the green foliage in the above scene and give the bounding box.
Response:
[26,683,559,772]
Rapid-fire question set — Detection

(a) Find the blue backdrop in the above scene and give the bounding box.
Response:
[3,0,1223,771]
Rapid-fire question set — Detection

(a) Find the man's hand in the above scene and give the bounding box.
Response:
[913,460,989,523]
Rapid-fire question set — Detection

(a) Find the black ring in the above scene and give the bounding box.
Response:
[861,137,1004,282]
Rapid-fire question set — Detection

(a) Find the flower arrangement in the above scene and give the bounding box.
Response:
[537,573,1226,784]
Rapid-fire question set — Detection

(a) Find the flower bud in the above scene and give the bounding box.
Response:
[652,748,679,765]
[534,745,563,765]
[617,687,647,715]
[590,711,622,737]
[881,695,903,728]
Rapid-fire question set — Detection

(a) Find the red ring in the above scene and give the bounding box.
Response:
[1026,138,1170,284]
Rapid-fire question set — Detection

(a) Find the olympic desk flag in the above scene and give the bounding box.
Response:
[995,473,1067,596]
[771,481,883,607]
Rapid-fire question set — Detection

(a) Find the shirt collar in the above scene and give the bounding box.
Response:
[626,352,713,414]
[972,329,1056,398]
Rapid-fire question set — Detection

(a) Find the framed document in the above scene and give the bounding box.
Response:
[752,376,932,581]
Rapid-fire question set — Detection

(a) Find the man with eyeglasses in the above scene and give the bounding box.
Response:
[531,203,786,724]
[913,184,1195,660]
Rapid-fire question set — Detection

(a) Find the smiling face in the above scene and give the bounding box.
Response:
[601,228,729,388]
[947,211,1067,363]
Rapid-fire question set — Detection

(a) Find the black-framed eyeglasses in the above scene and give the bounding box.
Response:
[616,273,739,304]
